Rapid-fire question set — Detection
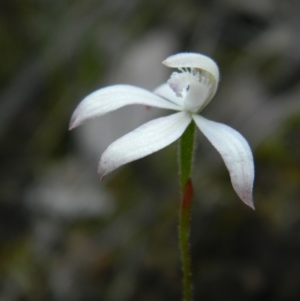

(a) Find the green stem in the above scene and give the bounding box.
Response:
[180,121,195,191]
[179,121,195,301]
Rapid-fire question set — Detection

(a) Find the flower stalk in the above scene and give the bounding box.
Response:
[179,121,196,301]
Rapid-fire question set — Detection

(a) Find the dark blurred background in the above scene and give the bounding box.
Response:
[1,0,300,300]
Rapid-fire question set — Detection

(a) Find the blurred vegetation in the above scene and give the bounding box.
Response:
[1,0,300,300]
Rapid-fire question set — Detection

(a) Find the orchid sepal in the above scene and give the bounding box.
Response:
[98,112,192,180]
[193,115,254,209]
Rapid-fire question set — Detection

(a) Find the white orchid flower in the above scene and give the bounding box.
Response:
[70,53,255,209]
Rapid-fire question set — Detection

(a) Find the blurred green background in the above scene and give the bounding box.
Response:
[1,0,300,300]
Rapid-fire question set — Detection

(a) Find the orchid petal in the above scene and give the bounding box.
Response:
[98,112,192,179]
[163,53,219,104]
[70,84,182,129]
[153,83,184,107]
[193,115,254,209]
